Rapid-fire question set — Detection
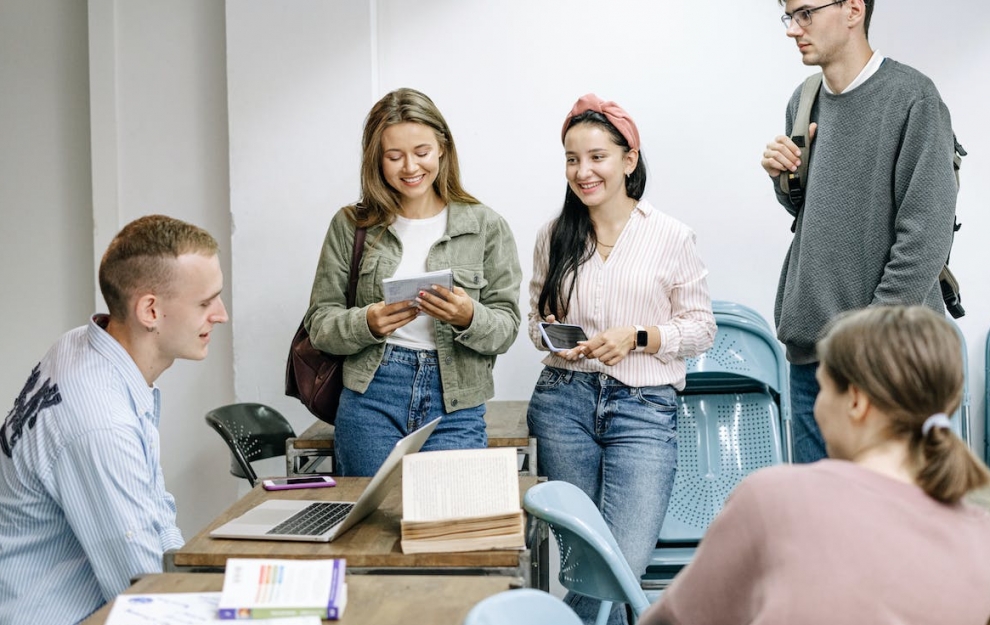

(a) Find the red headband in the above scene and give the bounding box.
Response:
[561,93,641,151]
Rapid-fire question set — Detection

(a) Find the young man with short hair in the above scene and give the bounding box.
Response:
[760,0,957,462]
[0,215,229,624]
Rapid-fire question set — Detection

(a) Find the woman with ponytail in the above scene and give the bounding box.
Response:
[642,305,990,625]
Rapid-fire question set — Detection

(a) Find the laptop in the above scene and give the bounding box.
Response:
[209,416,441,543]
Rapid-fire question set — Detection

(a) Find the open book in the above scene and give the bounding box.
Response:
[400,447,525,554]
[217,558,347,620]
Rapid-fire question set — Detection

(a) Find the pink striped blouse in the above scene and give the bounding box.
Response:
[528,200,716,390]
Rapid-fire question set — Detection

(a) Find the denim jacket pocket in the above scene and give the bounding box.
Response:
[358,253,395,305]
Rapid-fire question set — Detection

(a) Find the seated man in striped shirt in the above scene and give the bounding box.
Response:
[0,215,229,624]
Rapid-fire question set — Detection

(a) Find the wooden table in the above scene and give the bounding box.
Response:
[286,400,537,476]
[164,476,549,591]
[82,573,520,624]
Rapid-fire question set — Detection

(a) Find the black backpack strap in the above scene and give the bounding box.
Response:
[780,73,823,230]
[940,135,965,318]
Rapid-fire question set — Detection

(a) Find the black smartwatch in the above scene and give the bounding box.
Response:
[634,325,648,352]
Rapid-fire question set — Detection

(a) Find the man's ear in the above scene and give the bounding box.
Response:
[846,0,867,31]
[133,293,159,331]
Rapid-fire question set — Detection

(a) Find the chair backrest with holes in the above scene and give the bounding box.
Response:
[523,480,651,625]
[204,403,296,487]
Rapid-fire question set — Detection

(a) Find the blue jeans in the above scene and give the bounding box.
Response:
[527,367,678,625]
[790,361,826,463]
[334,344,487,476]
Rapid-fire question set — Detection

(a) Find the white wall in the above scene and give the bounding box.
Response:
[228,0,990,458]
[225,0,372,422]
[0,0,94,407]
[3,1,989,541]
[88,0,237,536]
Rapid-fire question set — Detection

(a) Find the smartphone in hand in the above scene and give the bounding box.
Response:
[262,476,337,491]
[539,322,589,352]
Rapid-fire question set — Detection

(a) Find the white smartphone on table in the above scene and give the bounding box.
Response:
[539,322,589,352]
[261,475,337,491]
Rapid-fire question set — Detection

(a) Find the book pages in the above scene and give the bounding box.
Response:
[402,447,520,522]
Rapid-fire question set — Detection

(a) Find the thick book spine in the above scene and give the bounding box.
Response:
[218,602,342,620]
[228,606,329,619]
[327,558,346,620]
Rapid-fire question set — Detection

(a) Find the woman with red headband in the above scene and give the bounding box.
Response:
[526,94,716,625]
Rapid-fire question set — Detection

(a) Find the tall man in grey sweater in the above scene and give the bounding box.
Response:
[760,0,957,462]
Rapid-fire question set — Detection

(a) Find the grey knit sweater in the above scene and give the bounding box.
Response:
[773,59,957,364]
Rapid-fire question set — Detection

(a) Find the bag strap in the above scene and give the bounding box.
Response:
[953,134,966,189]
[780,72,823,221]
[346,227,367,308]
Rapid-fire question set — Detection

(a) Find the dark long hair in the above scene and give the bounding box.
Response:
[536,110,647,320]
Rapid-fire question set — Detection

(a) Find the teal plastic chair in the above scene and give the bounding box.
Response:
[710,299,770,328]
[462,589,582,625]
[646,304,789,588]
[682,309,790,430]
[946,318,970,445]
[523,480,651,625]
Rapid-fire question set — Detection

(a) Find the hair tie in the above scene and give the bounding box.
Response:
[921,413,952,437]
[561,93,641,151]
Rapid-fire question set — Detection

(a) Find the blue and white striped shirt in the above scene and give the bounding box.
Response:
[0,315,183,624]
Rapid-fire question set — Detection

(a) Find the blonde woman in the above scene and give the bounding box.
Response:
[642,306,990,624]
[304,88,521,476]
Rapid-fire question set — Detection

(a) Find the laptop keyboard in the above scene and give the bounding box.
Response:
[267,502,354,536]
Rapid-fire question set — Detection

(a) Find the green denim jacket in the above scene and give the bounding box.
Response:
[304,202,522,412]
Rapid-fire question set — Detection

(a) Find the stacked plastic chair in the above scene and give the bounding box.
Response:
[643,301,791,590]
[946,319,971,445]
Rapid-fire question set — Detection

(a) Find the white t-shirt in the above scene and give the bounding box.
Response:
[387,208,448,351]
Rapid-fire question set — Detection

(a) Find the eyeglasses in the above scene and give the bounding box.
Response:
[780,0,846,29]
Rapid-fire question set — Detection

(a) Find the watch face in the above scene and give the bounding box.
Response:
[637,330,648,347]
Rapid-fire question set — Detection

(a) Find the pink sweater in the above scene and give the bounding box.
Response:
[643,460,990,625]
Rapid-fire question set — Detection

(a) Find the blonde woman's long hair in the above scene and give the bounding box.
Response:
[350,88,478,229]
